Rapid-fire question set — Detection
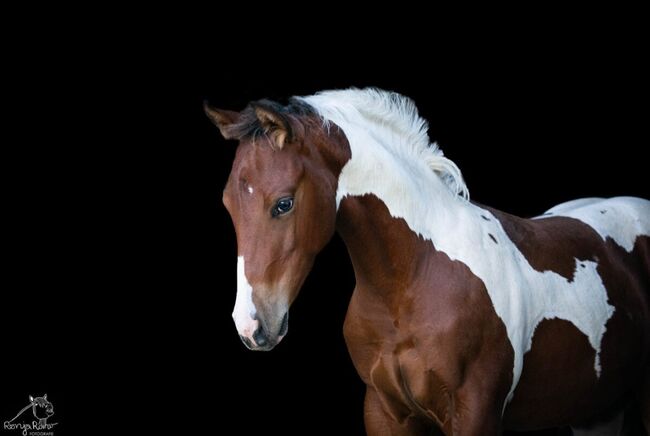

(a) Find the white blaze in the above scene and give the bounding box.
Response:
[233,256,259,340]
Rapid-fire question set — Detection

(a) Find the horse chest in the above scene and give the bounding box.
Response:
[363,340,453,427]
[344,266,517,426]
[345,303,463,425]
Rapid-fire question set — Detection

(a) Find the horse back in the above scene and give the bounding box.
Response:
[545,196,650,300]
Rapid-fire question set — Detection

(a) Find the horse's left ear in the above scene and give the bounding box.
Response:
[29,395,34,402]
[43,394,47,400]
[252,100,293,150]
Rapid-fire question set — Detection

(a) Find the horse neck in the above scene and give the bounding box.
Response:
[336,195,423,302]
[320,113,505,304]
[335,164,482,305]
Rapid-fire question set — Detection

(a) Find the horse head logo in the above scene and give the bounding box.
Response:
[29,394,54,425]
[7,394,54,426]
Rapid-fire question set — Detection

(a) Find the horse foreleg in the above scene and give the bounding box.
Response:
[364,387,437,436]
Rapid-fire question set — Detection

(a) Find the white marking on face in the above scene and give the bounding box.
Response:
[302,89,649,412]
[233,256,259,342]
[247,185,254,195]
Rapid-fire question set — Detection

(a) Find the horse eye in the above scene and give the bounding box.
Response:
[272,197,294,217]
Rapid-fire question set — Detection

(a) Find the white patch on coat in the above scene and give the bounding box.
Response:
[247,185,254,194]
[540,197,650,252]
[300,88,649,411]
[233,256,259,341]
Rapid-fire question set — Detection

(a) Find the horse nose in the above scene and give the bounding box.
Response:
[239,335,254,349]
[253,327,268,346]
[238,329,269,348]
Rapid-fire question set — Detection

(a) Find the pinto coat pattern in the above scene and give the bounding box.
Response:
[206,88,650,435]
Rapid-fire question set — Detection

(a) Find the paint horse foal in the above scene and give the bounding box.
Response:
[206,89,650,435]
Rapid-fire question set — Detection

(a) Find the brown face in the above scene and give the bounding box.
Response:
[206,100,342,350]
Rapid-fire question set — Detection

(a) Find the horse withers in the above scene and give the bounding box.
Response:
[205,88,650,435]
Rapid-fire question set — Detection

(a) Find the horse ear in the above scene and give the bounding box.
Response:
[203,101,240,140]
[29,395,34,402]
[43,394,47,400]
[252,101,292,150]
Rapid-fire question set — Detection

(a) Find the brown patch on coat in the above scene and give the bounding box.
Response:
[340,195,514,433]
[487,207,603,281]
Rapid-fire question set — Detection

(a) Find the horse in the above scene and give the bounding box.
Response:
[205,88,650,435]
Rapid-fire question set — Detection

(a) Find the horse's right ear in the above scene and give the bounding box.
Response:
[203,101,240,140]
[29,395,34,402]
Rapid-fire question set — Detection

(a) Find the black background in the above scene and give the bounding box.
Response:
[2,19,648,435]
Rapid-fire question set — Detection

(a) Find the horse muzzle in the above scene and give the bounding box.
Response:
[238,312,289,351]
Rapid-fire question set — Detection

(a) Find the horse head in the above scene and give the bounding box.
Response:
[30,394,54,422]
[205,98,349,350]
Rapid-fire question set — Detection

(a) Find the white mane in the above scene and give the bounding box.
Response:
[298,88,469,200]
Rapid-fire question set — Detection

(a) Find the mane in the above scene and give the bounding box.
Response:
[225,98,315,143]
[298,88,469,200]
